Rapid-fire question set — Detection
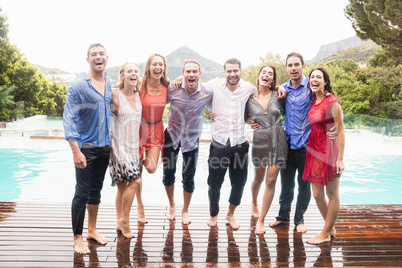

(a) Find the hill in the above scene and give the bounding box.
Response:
[320,41,379,66]
[307,35,370,63]
[106,46,224,84]
[35,65,70,75]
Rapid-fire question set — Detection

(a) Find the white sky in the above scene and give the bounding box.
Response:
[0,0,357,73]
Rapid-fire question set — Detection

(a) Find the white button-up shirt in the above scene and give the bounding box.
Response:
[205,78,257,146]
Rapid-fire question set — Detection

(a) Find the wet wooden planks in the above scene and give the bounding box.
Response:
[0,202,401,267]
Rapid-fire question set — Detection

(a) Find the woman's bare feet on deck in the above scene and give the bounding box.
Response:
[168,205,176,221]
[255,221,266,235]
[74,235,90,254]
[306,233,331,245]
[137,206,147,223]
[182,211,191,225]
[118,219,134,239]
[251,204,260,218]
[207,216,218,227]
[86,230,108,245]
[330,228,336,237]
[226,214,240,230]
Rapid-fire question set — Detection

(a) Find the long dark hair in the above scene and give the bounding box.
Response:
[256,65,277,91]
[308,67,335,102]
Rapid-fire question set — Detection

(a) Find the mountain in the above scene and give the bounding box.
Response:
[307,36,370,63]
[106,46,224,84]
[320,41,379,65]
[36,65,70,75]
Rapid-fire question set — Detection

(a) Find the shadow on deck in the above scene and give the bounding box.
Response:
[0,202,401,267]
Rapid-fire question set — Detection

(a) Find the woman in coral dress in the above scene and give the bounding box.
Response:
[302,67,345,245]
[109,62,142,238]
[136,54,169,222]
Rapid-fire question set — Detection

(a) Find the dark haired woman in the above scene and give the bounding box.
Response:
[302,67,345,244]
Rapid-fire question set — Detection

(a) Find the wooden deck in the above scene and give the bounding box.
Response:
[0,202,401,267]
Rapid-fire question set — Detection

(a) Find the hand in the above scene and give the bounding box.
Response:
[336,159,345,174]
[73,151,87,169]
[250,119,259,130]
[171,76,183,89]
[210,112,216,122]
[277,86,287,99]
[327,125,338,140]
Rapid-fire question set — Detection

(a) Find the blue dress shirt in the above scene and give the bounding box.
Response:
[166,82,213,152]
[282,75,312,150]
[63,72,112,148]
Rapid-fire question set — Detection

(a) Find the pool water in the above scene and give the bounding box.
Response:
[0,133,401,205]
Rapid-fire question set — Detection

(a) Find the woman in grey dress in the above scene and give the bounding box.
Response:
[245,65,287,234]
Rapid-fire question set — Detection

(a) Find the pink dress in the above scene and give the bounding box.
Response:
[303,95,340,185]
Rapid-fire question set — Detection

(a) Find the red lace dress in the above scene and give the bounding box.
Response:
[139,85,167,158]
[302,95,340,185]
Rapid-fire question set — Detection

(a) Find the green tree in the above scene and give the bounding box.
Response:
[0,85,14,120]
[345,0,402,66]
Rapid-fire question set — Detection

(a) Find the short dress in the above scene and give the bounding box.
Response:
[245,91,288,167]
[139,85,167,157]
[109,90,142,186]
[302,95,340,185]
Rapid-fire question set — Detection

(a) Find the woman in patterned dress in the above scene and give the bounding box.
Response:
[109,62,142,238]
[302,67,345,244]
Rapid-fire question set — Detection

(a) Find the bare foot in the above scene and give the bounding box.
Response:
[296,224,307,233]
[74,235,90,254]
[182,211,191,225]
[118,219,134,239]
[168,205,176,221]
[269,220,287,227]
[306,233,331,245]
[330,228,336,237]
[137,206,148,223]
[87,230,108,245]
[207,216,218,227]
[255,221,266,235]
[251,203,259,218]
[226,214,240,230]
[116,222,121,232]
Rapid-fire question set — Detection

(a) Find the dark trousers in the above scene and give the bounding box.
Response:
[277,145,311,226]
[72,145,110,235]
[162,130,199,193]
[207,139,249,217]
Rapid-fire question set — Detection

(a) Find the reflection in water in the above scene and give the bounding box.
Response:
[181,224,193,264]
[248,217,270,265]
[226,224,241,265]
[133,223,148,267]
[116,233,132,267]
[314,240,334,267]
[293,232,306,267]
[274,223,290,267]
[162,221,175,263]
[74,240,103,267]
[206,226,219,265]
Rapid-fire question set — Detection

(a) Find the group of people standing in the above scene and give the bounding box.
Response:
[63,43,345,254]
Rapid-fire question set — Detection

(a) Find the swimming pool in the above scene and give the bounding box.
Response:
[0,131,401,205]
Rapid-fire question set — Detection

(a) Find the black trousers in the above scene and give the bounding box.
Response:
[207,139,249,217]
[71,145,110,235]
[276,144,311,225]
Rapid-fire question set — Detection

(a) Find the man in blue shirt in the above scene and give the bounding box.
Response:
[163,60,213,225]
[63,43,112,254]
[270,52,312,233]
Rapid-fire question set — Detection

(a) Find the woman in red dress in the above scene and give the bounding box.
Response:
[302,67,345,245]
[136,54,169,222]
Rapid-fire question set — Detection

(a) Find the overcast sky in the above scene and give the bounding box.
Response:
[0,0,357,73]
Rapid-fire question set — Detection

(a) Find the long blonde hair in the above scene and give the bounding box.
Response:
[117,62,140,92]
[142,53,170,94]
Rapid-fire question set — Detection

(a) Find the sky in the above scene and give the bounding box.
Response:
[0,0,357,74]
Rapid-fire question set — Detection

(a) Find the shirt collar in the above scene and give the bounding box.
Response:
[180,80,201,94]
[286,75,308,89]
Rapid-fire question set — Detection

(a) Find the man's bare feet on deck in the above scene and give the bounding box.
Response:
[296,224,307,233]
[87,230,108,245]
[137,206,148,223]
[255,221,266,235]
[117,219,134,239]
[306,233,331,245]
[207,216,218,227]
[74,235,90,254]
[251,204,259,218]
[182,211,191,225]
[226,214,240,230]
[269,220,286,227]
[168,205,176,221]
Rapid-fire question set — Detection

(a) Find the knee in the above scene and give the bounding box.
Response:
[145,164,157,174]
[312,190,325,201]
[326,188,339,200]
[183,179,195,193]
[265,179,277,189]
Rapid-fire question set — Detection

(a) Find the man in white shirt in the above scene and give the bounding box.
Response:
[205,58,257,229]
